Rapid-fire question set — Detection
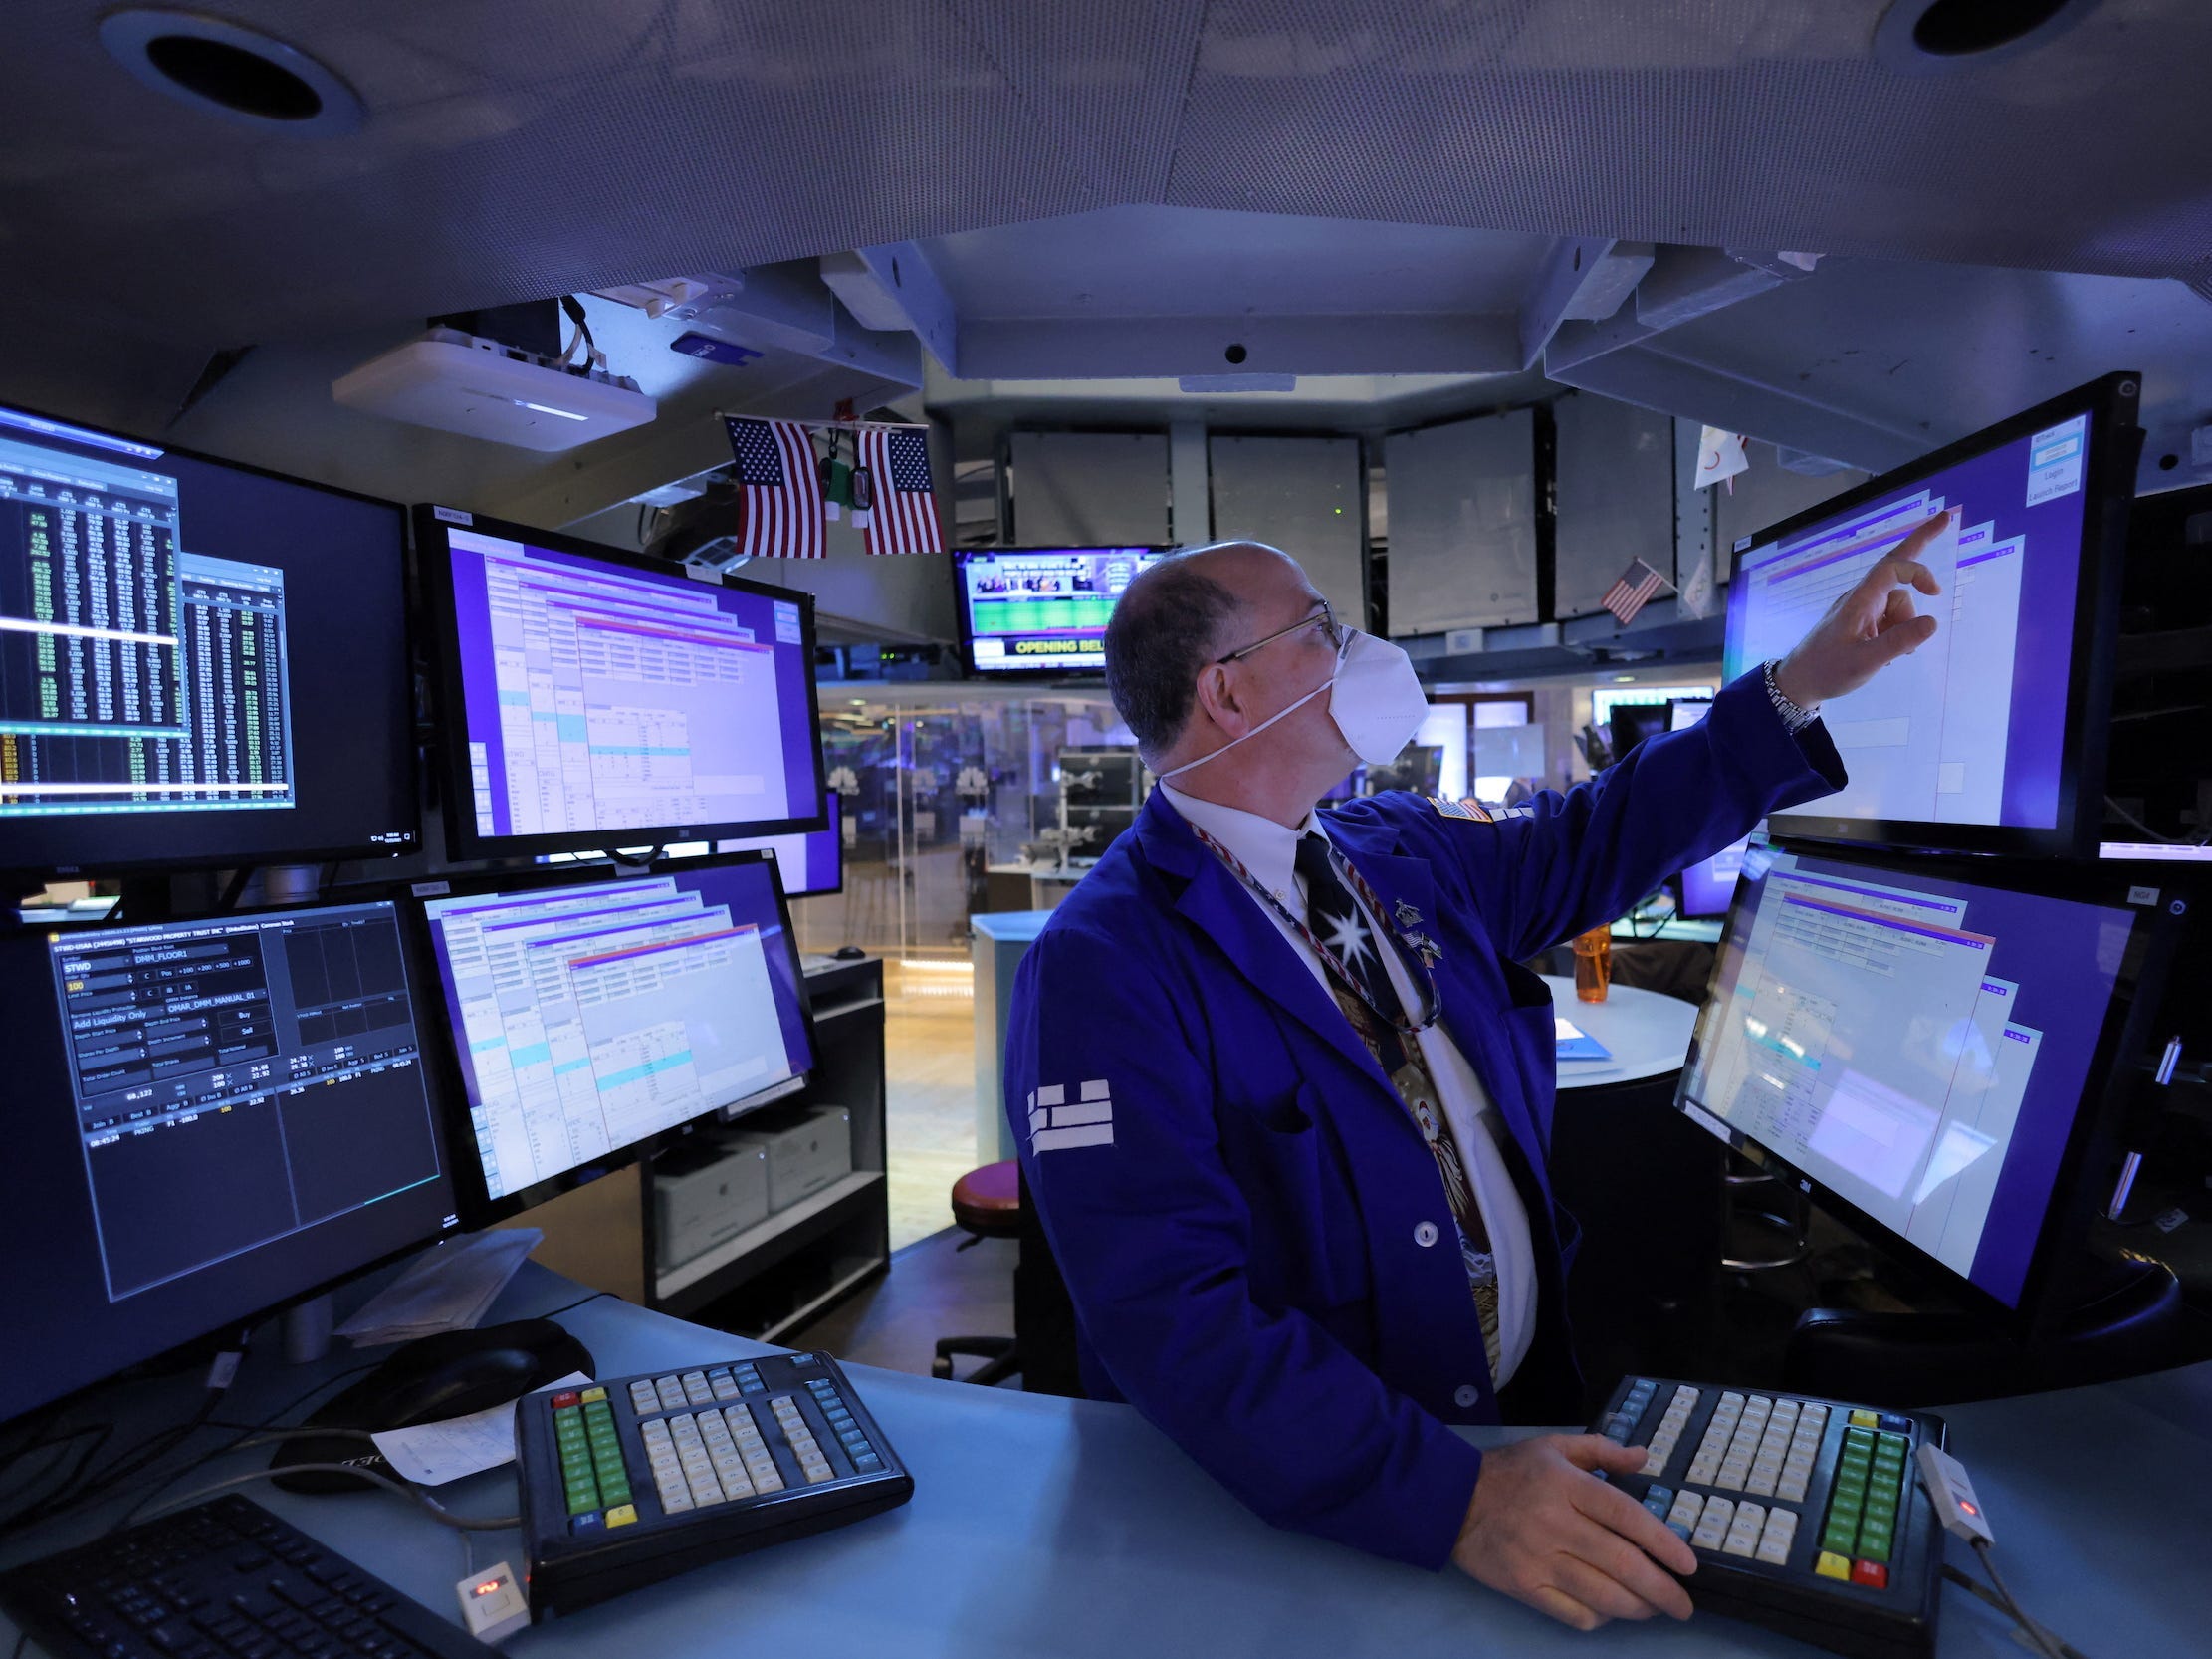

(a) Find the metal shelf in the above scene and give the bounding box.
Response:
[654,1171,884,1306]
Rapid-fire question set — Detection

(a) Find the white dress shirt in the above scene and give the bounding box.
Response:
[1163,785,1537,1388]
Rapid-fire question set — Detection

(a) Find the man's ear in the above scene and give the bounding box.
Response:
[1191,661,1245,740]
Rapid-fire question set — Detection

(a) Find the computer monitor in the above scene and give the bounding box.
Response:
[953,548,1166,675]
[1668,699,1712,732]
[1677,835,1749,918]
[1607,702,1672,763]
[714,794,844,898]
[1063,803,1139,854]
[1723,373,2140,857]
[1058,748,1143,806]
[0,403,419,876]
[414,851,815,1221]
[416,508,828,861]
[0,898,461,1426]
[1676,841,2177,1322]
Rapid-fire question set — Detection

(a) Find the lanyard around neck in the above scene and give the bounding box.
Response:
[1186,821,1440,1037]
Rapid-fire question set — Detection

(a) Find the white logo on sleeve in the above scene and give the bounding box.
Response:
[1027,1079,1113,1153]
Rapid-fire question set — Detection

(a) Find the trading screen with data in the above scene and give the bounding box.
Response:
[956,548,1163,673]
[1678,847,2141,1309]
[427,516,824,856]
[0,903,459,1423]
[1723,396,2112,845]
[420,858,813,1206]
[0,404,416,872]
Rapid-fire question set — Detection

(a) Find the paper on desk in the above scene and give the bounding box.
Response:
[335,1228,543,1346]
[370,1370,590,1486]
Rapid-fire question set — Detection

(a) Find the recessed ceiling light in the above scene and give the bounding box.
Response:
[99,10,365,134]
[1873,0,2101,75]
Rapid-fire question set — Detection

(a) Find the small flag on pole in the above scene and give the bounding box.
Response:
[1601,556,1675,626]
[858,426,942,556]
[722,417,825,558]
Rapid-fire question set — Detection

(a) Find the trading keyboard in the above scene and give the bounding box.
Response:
[0,1495,481,1659]
[1591,1376,1947,1659]
[514,1351,912,1617]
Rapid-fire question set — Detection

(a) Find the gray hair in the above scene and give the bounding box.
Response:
[1103,548,1251,763]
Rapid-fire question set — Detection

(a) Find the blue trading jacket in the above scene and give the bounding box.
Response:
[1003,668,1847,1571]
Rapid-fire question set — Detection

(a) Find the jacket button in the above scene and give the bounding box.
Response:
[1414,1221,1439,1248]
[1454,1384,1481,1409]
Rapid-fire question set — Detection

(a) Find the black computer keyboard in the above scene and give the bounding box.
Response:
[0,1495,482,1659]
[1591,1376,1948,1659]
[514,1352,912,1617]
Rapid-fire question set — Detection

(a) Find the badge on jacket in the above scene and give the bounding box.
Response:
[1428,796,1492,823]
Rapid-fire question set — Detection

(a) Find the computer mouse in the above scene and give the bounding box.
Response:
[833,945,866,960]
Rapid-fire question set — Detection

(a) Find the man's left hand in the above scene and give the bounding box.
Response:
[1772,509,1951,711]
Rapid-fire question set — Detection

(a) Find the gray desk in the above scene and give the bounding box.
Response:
[971,910,1055,1164]
[7,1262,2209,1658]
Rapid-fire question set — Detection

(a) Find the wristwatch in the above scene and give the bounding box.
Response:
[1762,659,1820,736]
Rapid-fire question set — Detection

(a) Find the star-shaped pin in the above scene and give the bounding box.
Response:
[1319,906,1375,972]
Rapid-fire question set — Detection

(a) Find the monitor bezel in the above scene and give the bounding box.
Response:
[1724,371,2141,860]
[0,400,422,879]
[400,848,819,1230]
[950,545,1172,680]
[1673,837,2182,1334]
[0,894,465,1431]
[414,506,830,862]
[710,792,844,898]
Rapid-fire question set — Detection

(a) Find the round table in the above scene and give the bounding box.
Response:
[1541,973,1698,1090]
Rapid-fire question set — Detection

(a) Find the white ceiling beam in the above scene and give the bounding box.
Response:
[1515,237,1654,367]
[958,313,1523,379]
[819,243,961,376]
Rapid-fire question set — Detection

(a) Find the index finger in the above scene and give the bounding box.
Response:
[1854,512,1952,595]
[1571,1467,1700,1578]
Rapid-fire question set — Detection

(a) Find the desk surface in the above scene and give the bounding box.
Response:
[7,1262,2209,1659]
[1542,974,1699,1090]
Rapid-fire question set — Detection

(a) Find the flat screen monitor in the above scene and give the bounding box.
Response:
[415,851,814,1220]
[1058,748,1142,806]
[417,507,827,860]
[1678,835,1749,918]
[0,403,419,875]
[0,899,460,1426]
[1607,702,1671,763]
[1668,699,1712,732]
[1063,803,1138,855]
[713,793,843,897]
[1676,842,2173,1321]
[1723,373,2139,857]
[954,547,1166,675]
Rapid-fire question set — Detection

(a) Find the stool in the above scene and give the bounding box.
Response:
[933,1159,1022,1387]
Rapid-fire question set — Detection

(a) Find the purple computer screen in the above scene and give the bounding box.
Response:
[1723,412,2093,830]
[1681,848,2134,1309]
[442,525,820,845]
[1679,836,1748,917]
[715,794,842,896]
[419,860,813,1202]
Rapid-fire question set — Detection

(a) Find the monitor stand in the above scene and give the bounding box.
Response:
[1782,1254,2183,1406]
[269,1319,594,1492]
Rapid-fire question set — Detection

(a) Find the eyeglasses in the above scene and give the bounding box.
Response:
[1215,599,1344,664]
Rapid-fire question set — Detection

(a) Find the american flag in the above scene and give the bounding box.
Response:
[1601,556,1674,625]
[858,426,942,556]
[722,417,825,558]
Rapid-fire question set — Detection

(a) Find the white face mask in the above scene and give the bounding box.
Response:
[1160,627,1431,780]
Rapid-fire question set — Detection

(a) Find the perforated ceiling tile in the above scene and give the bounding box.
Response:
[2,0,2210,352]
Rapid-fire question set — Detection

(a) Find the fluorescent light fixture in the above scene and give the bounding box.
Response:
[519,400,588,421]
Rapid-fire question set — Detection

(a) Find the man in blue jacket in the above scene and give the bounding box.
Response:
[1004,520,1948,1631]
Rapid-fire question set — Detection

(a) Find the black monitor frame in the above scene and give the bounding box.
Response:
[0,401,421,880]
[413,506,829,862]
[400,849,817,1229]
[1726,372,2142,860]
[0,895,463,1430]
[1674,838,2186,1335]
[950,546,1170,681]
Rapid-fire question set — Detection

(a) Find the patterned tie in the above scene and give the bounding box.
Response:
[1293,832,1504,1380]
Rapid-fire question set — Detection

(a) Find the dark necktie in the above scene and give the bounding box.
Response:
[1293,831,1502,1377]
